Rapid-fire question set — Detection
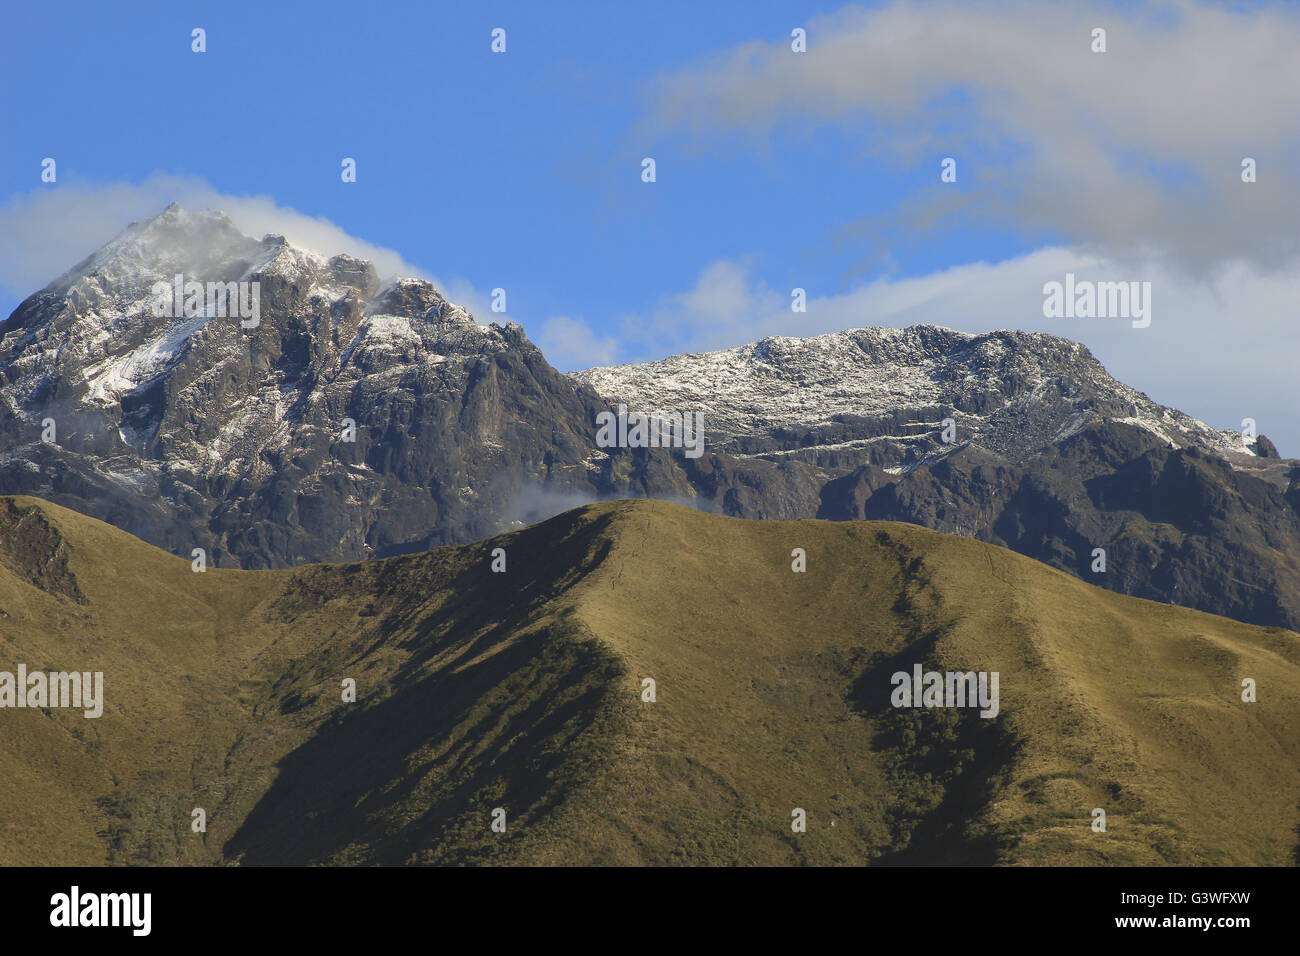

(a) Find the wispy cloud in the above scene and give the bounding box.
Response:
[534,315,622,369]
[0,173,433,297]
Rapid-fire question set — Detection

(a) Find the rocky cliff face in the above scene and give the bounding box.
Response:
[3,205,1298,629]
[0,205,691,565]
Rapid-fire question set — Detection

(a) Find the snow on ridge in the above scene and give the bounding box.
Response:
[571,324,1250,462]
[50,205,255,293]
[574,326,1004,434]
[249,236,330,280]
[83,311,211,404]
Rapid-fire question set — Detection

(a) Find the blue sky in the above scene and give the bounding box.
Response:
[2,0,1299,450]
[4,0,968,320]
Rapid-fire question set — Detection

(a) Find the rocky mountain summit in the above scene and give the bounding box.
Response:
[575,325,1254,469]
[2,205,1298,630]
[0,205,639,564]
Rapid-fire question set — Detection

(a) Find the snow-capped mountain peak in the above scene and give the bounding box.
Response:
[0,205,528,499]
[572,325,1252,468]
[48,203,264,296]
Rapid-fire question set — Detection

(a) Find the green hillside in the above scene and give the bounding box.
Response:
[0,494,1296,865]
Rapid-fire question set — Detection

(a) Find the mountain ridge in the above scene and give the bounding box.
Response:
[1,493,1297,866]
[573,324,1258,467]
[3,205,1299,635]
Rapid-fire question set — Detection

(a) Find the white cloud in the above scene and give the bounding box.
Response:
[0,172,433,297]
[647,0,1300,275]
[535,315,622,370]
[624,0,1300,450]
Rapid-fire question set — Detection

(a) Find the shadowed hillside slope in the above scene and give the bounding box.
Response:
[0,494,1297,865]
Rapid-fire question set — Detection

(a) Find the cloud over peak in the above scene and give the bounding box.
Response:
[0,173,432,299]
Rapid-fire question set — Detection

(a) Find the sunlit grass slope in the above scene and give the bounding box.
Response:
[0,494,1295,865]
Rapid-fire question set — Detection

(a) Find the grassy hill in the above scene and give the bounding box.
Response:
[0,493,1296,865]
